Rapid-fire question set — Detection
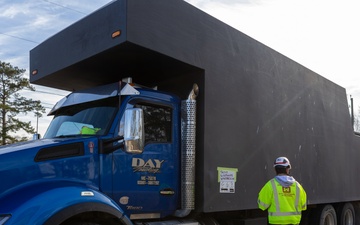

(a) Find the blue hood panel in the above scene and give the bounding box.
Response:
[0,139,67,155]
[0,138,100,197]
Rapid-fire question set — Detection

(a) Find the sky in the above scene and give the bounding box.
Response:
[1,0,359,137]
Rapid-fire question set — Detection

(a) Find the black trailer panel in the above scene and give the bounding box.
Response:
[30,0,127,90]
[30,0,360,213]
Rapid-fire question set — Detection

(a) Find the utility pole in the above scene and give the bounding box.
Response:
[351,95,354,130]
[36,114,39,133]
[33,112,41,140]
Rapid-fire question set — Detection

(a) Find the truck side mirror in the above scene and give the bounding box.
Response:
[124,108,145,154]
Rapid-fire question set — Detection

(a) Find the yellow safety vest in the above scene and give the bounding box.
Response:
[80,126,100,135]
[258,178,307,224]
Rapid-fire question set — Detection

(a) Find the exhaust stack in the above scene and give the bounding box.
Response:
[175,84,198,217]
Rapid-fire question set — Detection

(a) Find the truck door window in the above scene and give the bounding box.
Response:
[135,104,172,144]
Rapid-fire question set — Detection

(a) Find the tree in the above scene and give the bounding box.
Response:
[0,61,45,145]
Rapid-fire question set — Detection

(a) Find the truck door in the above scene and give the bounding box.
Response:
[112,99,180,219]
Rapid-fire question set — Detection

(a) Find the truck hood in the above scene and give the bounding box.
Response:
[0,137,99,196]
[0,138,63,155]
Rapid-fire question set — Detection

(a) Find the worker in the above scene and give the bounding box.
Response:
[258,157,307,225]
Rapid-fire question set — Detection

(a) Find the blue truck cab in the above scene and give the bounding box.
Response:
[4,0,360,224]
[0,81,198,225]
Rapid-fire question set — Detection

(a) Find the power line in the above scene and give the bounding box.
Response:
[34,90,67,97]
[0,32,39,44]
[23,88,68,97]
[41,102,55,106]
[42,0,87,15]
[1,1,88,44]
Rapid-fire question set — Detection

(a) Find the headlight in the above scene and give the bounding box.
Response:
[0,215,11,225]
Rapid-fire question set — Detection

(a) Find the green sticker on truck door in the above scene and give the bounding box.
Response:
[217,167,238,193]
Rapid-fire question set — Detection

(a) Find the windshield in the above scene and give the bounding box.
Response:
[44,97,118,138]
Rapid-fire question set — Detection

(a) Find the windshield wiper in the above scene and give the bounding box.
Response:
[54,134,82,138]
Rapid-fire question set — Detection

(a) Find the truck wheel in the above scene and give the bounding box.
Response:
[64,221,126,225]
[65,222,101,225]
[66,223,101,225]
[319,204,337,225]
[338,203,355,225]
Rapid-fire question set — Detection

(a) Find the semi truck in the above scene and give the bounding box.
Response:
[1,0,360,224]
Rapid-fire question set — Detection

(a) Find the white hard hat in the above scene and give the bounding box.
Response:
[273,156,291,168]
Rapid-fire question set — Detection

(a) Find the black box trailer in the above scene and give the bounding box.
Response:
[30,0,360,224]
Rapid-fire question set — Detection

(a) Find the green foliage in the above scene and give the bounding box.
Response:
[0,61,45,145]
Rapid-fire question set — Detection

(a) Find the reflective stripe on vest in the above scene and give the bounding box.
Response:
[270,179,301,216]
[258,199,270,209]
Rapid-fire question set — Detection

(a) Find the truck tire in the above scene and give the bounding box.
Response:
[338,203,355,225]
[68,223,100,225]
[319,204,337,225]
[66,221,126,225]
